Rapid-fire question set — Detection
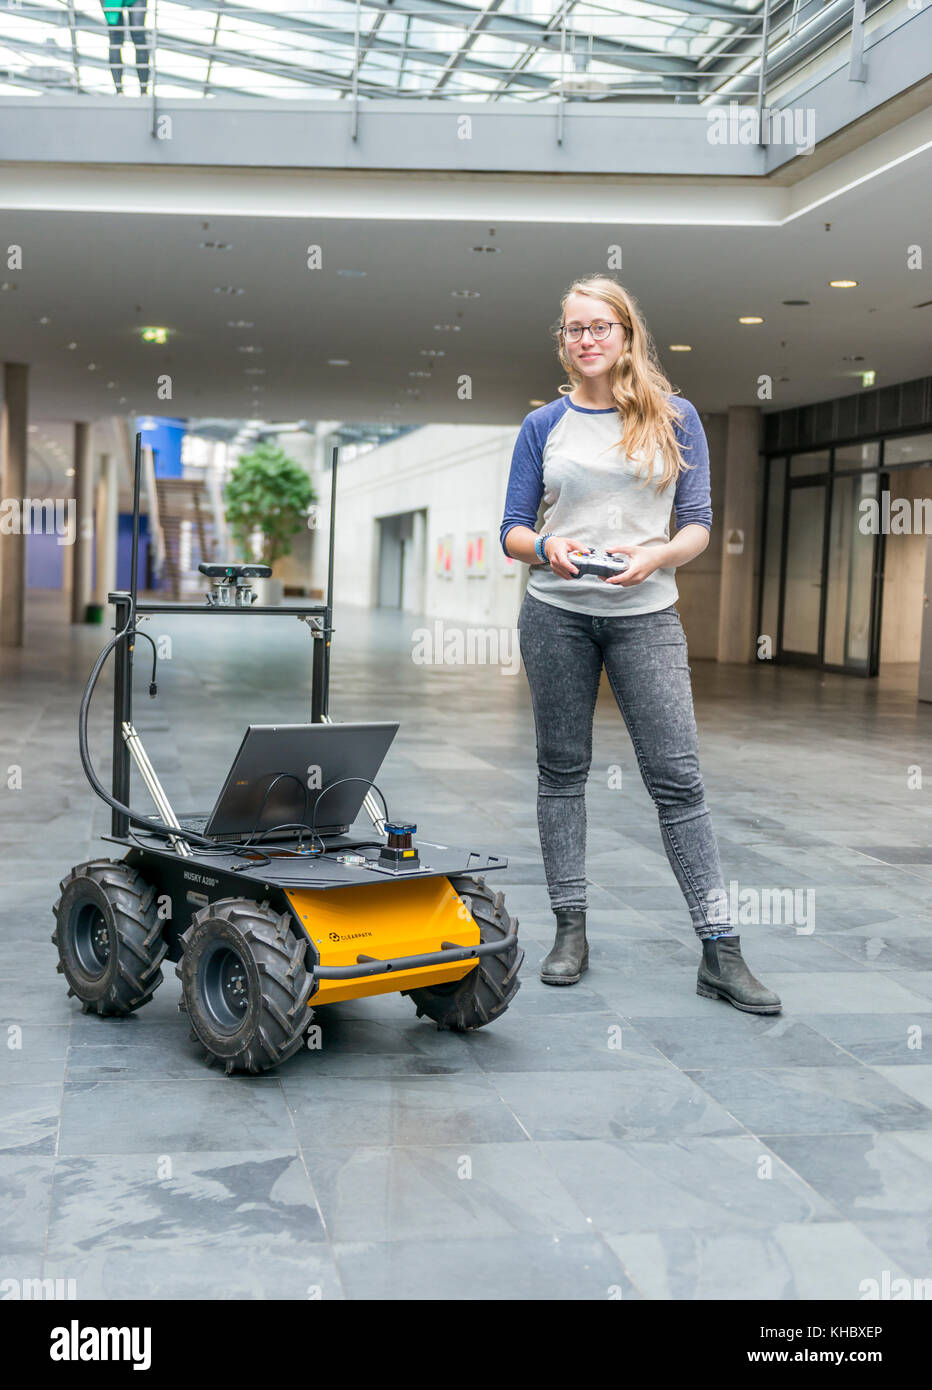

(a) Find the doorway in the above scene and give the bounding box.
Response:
[376,509,427,610]
[775,467,884,675]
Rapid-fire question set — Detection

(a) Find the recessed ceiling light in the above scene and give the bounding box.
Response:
[451,290,480,299]
[227,320,254,328]
[237,345,263,354]
[738,316,764,325]
[830,280,858,288]
[528,399,545,406]
[214,286,244,295]
[67,341,77,350]
[38,315,50,325]
[421,349,445,358]
[141,326,168,344]
[669,344,692,352]
[860,370,876,387]
[782,299,810,306]
[434,324,461,332]
[336,269,367,278]
[107,381,117,388]
[65,467,75,477]
[408,370,431,378]
[327,359,350,367]
[87,363,97,371]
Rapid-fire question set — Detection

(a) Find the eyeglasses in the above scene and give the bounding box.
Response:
[561,321,622,343]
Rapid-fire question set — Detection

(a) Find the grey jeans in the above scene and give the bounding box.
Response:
[518,590,730,940]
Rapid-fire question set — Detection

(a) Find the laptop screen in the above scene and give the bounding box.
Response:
[204,722,399,840]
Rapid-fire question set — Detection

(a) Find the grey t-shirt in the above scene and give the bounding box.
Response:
[500,395,713,616]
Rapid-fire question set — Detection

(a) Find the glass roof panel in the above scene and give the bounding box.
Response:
[0,0,770,101]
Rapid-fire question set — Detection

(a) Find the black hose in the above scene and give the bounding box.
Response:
[77,603,217,849]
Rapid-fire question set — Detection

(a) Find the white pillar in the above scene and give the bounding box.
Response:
[94,451,118,606]
[919,534,932,704]
[410,508,426,614]
[717,405,761,664]
[0,362,29,647]
[71,421,95,623]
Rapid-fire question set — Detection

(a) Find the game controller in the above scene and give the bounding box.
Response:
[566,549,630,580]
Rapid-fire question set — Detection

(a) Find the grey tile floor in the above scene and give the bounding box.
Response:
[1,591,931,1300]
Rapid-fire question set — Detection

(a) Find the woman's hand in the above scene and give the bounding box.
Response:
[603,543,663,586]
[544,535,587,579]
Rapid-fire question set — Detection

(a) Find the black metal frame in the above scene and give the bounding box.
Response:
[108,436,338,838]
[107,592,332,837]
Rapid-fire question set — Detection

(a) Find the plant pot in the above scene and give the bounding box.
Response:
[252,577,284,607]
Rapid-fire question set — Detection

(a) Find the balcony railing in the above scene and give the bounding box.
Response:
[0,0,917,123]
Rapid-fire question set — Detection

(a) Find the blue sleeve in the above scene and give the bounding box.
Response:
[671,399,713,531]
[500,410,547,553]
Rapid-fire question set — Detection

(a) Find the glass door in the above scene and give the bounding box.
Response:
[778,481,827,662]
[775,465,884,675]
[823,472,882,672]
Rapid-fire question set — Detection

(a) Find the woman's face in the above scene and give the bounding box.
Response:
[561,293,626,382]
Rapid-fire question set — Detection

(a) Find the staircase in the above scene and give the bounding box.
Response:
[154,477,218,600]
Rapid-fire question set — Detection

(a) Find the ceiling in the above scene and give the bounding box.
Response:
[0,127,930,491]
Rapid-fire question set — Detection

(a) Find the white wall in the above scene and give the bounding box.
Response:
[313,424,526,629]
[308,417,723,651]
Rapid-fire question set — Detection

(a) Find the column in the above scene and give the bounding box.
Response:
[0,362,29,647]
[410,507,426,615]
[717,405,762,664]
[95,450,119,607]
[919,534,932,704]
[71,421,94,623]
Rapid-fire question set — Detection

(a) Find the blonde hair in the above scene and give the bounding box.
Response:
[554,274,690,491]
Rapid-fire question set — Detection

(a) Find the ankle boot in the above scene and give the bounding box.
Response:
[697,935,781,1014]
[540,909,588,986]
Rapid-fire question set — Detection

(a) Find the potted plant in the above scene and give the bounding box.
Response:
[225,442,317,604]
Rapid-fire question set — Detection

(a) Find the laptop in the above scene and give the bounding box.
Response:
[175,721,399,843]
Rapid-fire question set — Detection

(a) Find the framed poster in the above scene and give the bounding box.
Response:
[435,534,454,578]
[465,532,488,577]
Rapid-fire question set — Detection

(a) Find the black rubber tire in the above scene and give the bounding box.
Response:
[52,859,166,1016]
[406,874,523,1030]
[176,898,313,1075]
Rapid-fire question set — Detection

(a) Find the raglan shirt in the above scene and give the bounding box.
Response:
[500,395,713,617]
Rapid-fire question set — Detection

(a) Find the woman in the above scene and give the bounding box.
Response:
[500,274,780,1013]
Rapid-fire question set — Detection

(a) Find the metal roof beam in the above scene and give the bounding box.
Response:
[7,0,560,92]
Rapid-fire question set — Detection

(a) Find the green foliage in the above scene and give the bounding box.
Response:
[225,442,317,567]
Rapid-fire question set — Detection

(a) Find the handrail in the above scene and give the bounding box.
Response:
[5,0,918,117]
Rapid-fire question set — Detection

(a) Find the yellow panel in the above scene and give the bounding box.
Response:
[285,875,480,1005]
